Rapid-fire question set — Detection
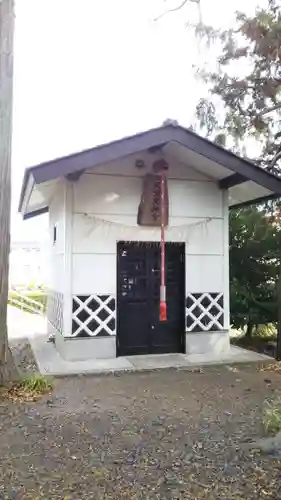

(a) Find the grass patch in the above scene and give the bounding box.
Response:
[263,399,281,434]
[0,374,53,402]
[8,291,47,314]
[20,374,53,393]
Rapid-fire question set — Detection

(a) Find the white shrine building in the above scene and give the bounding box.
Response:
[18,124,281,361]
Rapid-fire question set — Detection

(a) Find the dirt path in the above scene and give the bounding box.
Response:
[0,364,280,499]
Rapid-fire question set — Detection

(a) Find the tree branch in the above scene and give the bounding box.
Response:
[270,151,281,170]
[154,0,200,21]
[257,104,281,117]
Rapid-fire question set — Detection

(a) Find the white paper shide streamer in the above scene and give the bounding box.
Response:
[82,214,213,243]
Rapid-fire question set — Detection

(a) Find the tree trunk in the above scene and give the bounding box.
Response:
[245,322,253,338]
[276,254,281,361]
[0,0,18,384]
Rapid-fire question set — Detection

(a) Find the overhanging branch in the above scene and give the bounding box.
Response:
[257,104,281,117]
[270,151,281,170]
[154,0,201,21]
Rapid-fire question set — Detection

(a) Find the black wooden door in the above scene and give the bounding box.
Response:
[117,241,185,356]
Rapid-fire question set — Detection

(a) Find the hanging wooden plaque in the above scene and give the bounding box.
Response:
[137,173,169,227]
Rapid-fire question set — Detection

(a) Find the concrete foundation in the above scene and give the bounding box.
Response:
[54,329,116,361]
[51,322,230,362]
[185,331,230,355]
[29,335,272,377]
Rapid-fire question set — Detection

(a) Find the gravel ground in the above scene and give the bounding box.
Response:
[0,356,281,499]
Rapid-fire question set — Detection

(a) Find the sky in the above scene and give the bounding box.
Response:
[11,0,267,242]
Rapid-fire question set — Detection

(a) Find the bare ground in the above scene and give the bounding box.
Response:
[1,347,281,499]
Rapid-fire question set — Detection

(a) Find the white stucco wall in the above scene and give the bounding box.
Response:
[71,154,225,298]
[47,181,66,337]
[47,153,230,349]
[48,181,65,293]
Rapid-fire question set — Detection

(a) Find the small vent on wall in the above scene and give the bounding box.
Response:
[53,225,57,245]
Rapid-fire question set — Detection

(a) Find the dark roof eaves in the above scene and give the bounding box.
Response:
[18,169,29,213]
[18,124,281,213]
[23,206,49,220]
[230,193,281,209]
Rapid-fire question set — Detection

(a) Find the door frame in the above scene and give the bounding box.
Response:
[116,240,186,357]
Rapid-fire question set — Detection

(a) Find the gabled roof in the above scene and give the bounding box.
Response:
[19,123,281,219]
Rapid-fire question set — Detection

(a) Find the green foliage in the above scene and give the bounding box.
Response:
[263,399,281,434]
[0,374,53,401]
[26,281,45,291]
[192,1,281,334]
[194,0,281,168]
[255,323,277,338]
[8,291,47,314]
[19,374,53,394]
[230,207,280,330]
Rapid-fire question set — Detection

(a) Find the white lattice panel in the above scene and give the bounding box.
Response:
[72,294,116,337]
[47,290,63,333]
[186,293,224,332]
